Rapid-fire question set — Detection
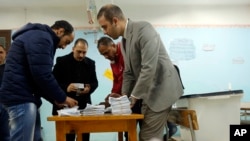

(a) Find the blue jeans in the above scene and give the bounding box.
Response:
[6,102,42,141]
[167,121,177,137]
[163,121,177,140]
[0,103,10,141]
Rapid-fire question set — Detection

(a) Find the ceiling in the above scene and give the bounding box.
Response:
[1,0,250,8]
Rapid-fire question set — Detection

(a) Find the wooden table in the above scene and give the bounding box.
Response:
[47,114,144,141]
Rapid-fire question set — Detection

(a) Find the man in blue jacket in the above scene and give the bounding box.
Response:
[0,20,78,141]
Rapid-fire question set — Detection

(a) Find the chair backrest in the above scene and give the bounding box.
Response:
[240,102,250,125]
[168,109,199,141]
[176,109,199,130]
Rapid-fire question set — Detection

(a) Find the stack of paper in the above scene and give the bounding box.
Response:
[81,104,105,115]
[57,106,80,116]
[109,95,132,115]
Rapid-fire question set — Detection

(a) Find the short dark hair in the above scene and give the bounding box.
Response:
[97,36,114,48]
[51,20,74,35]
[74,38,88,47]
[0,44,5,50]
[97,4,125,23]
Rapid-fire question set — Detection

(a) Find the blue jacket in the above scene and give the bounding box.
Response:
[0,23,66,107]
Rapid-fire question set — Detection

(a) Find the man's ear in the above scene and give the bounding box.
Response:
[112,17,118,26]
[56,28,65,37]
[112,43,116,48]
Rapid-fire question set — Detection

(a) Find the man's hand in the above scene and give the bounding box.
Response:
[81,84,91,94]
[129,96,137,108]
[67,83,77,93]
[56,97,78,108]
[109,93,121,98]
[103,93,122,108]
[65,97,78,107]
[105,93,122,102]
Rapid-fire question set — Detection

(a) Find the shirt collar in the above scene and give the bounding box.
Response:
[112,43,121,63]
[123,19,128,39]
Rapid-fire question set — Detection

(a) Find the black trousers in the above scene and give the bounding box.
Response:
[66,133,89,141]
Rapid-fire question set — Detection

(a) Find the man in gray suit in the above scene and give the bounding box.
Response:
[97,4,184,141]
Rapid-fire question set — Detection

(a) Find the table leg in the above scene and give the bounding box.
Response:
[128,120,137,141]
[55,122,66,141]
[76,132,82,141]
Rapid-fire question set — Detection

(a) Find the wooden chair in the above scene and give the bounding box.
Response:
[240,102,250,125]
[168,109,199,141]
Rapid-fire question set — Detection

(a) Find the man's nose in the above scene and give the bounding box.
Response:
[80,53,84,57]
[103,30,108,35]
[104,55,109,59]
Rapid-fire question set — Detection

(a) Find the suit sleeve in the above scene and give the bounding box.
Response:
[127,23,160,99]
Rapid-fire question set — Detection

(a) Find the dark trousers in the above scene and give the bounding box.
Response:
[124,99,143,141]
[0,104,10,141]
[66,133,89,141]
[163,121,177,141]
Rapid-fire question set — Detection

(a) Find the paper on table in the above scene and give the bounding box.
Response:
[109,95,132,115]
[81,104,105,115]
[57,106,80,116]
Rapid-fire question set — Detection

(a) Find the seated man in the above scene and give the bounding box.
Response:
[163,121,178,141]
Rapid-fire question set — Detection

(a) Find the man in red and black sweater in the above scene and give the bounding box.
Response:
[97,36,142,141]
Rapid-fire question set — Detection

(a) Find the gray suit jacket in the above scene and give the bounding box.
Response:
[121,19,184,112]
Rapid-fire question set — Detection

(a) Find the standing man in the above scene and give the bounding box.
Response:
[52,38,98,141]
[0,44,6,85]
[97,37,124,100]
[0,20,78,141]
[97,36,142,141]
[0,44,9,141]
[97,4,184,141]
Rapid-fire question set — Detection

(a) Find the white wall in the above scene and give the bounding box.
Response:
[0,6,90,29]
[1,5,250,30]
[122,5,250,25]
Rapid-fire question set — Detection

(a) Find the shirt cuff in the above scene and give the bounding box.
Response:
[130,95,139,99]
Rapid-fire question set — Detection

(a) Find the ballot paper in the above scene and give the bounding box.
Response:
[57,104,106,116]
[109,95,132,115]
[81,104,105,115]
[57,106,80,116]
